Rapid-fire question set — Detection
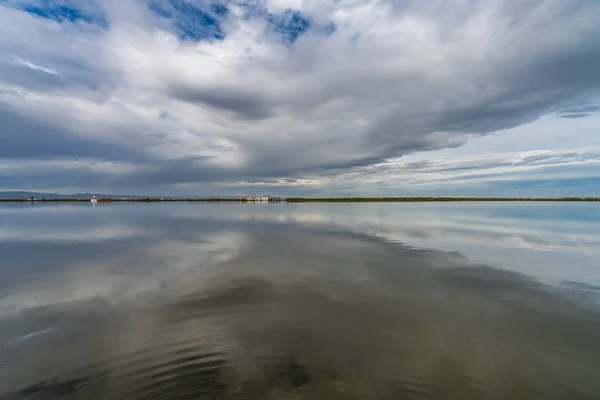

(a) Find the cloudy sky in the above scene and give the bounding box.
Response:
[1,0,600,197]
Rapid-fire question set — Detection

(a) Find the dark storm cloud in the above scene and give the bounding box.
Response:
[170,84,273,120]
[0,105,138,160]
[557,105,600,119]
[113,160,233,186]
[109,160,309,189]
[0,163,129,191]
[559,105,600,114]
[374,36,600,148]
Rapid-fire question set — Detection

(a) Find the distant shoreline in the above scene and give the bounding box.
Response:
[1,197,599,203]
[287,197,600,202]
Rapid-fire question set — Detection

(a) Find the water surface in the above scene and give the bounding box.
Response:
[1,202,599,399]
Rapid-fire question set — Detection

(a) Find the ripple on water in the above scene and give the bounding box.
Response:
[2,230,600,399]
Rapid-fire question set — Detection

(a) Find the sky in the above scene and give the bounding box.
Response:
[1,0,600,197]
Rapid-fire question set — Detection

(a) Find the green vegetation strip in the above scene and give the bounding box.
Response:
[1,197,599,202]
[285,197,600,202]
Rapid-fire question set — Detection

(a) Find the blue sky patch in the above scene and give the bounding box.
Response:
[148,0,227,41]
[238,2,337,44]
[145,0,336,44]
[267,9,336,43]
[3,0,108,27]
[210,2,228,17]
[267,9,310,43]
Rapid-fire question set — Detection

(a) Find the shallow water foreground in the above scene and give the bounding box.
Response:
[1,202,600,399]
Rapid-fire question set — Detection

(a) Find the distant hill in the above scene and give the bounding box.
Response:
[0,191,145,199]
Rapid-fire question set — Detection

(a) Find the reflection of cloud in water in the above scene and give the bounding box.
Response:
[2,227,600,399]
[180,204,599,285]
[222,209,600,254]
[0,233,246,317]
[0,225,144,243]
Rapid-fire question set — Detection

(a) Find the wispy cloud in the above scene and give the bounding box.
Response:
[8,55,59,75]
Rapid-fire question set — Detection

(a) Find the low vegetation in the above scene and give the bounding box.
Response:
[286,197,600,202]
[1,196,599,203]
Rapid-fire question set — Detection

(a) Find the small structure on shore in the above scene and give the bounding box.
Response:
[90,196,98,204]
[240,194,272,203]
[255,193,270,202]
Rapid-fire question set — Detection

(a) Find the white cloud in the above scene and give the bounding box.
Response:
[1,0,600,194]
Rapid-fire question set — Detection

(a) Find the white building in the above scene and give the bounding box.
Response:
[90,195,98,204]
[254,193,270,202]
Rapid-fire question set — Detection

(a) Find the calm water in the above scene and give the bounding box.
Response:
[1,202,600,399]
